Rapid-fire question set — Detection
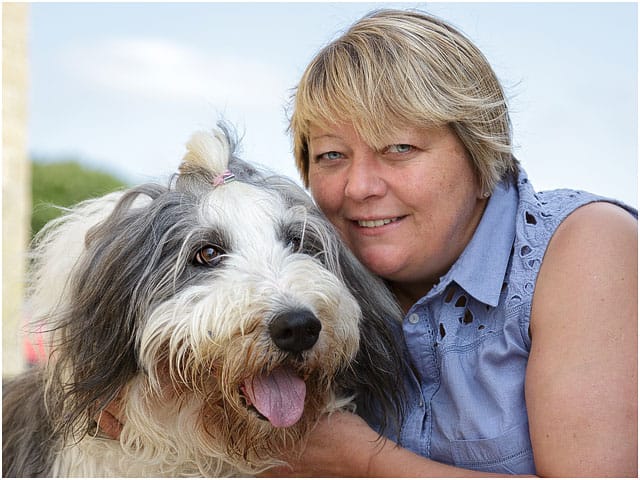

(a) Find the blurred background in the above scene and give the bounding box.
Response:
[3,2,638,375]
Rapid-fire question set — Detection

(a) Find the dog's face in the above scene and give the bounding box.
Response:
[32,129,405,475]
[127,179,363,470]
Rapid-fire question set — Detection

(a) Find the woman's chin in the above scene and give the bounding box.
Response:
[354,247,408,280]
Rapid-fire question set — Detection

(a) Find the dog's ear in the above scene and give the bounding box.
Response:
[333,239,409,438]
[43,184,197,439]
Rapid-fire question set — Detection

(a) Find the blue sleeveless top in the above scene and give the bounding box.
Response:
[393,169,637,474]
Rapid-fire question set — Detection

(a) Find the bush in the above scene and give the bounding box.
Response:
[31,160,128,238]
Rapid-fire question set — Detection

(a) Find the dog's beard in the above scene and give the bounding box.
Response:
[113,324,354,475]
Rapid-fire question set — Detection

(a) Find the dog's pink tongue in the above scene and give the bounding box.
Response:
[243,367,306,428]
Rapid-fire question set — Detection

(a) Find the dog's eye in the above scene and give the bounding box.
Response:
[193,245,224,267]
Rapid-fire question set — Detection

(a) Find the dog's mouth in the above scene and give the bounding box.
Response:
[239,365,306,428]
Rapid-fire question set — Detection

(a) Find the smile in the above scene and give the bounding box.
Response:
[357,217,401,228]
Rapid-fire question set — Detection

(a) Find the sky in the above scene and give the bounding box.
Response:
[28,2,638,206]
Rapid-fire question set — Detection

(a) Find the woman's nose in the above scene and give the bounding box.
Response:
[344,152,386,201]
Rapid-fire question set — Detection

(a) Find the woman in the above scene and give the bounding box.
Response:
[273,8,637,477]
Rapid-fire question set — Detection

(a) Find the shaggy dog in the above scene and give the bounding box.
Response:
[3,126,407,477]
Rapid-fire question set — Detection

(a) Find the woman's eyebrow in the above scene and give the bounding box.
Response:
[309,134,341,142]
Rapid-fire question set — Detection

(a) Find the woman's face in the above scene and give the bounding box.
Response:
[308,122,487,301]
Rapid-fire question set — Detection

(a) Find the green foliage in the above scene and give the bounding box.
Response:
[31,160,128,238]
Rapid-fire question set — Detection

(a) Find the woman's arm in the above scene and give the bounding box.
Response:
[527,202,637,477]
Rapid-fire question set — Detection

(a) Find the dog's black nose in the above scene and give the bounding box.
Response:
[269,310,322,353]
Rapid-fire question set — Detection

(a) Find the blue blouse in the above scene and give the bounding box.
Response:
[394,169,637,474]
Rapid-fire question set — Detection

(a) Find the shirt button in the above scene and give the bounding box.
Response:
[408,313,420,324]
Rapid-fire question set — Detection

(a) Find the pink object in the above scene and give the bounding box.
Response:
[212,170,236,186]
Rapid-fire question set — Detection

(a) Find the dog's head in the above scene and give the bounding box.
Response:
[32,125,407,474]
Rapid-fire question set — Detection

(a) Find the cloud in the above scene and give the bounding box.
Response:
[60,37,290,108]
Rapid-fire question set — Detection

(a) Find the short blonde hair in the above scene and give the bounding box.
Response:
[290,9,518,192]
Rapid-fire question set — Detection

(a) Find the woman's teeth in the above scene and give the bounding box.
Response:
[357,218,398,228]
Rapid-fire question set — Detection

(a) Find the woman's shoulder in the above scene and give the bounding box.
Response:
[500,176,636,341]
[556,200,637,240]
[529,198,637,344]
[538,200,637,290]
[513,173,636,260]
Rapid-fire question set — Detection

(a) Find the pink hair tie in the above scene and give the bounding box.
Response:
[212,170,236,187]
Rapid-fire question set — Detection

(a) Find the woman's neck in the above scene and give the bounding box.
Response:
[390,281,435,315]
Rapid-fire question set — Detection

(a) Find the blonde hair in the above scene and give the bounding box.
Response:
[290,9,518,192]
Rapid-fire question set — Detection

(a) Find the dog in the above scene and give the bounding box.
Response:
[3,125,408,477]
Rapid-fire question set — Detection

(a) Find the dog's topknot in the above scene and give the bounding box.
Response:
[180,127,231,178]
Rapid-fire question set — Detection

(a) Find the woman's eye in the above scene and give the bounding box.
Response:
[193,245,224,267]
[317,151,343,161]
[385,144,414,154]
